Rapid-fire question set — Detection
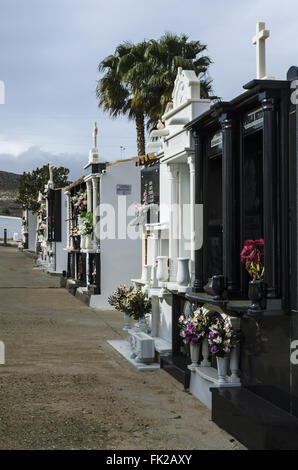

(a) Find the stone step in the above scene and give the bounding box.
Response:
[152,337,172,356]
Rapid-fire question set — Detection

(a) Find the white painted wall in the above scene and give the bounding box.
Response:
[158,297,173,343]
[54,190,68,273]
[179,163,191,259]
[90,159,142,309]
[159,162,170,224]
[141,70,212,351]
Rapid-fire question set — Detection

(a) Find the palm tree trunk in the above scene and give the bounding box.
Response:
[135,110,145,156]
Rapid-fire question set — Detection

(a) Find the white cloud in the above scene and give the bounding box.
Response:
[0,146,85,181]
[0,0,298,168]
[0,139,32,156]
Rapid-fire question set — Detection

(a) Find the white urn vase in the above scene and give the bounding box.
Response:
[123,313,131,332]
[156,256,168,282]
[138,318,148,332]
[134,317,147,333]
[189,343,200,370]
[85,233,93,250]
[216,355,229,383]
[81,235,86,250]
[176,258,190,286]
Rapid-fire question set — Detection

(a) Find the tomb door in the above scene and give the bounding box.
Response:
[240,107,264,296]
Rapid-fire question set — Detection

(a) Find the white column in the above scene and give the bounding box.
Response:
[167,164,179,281]
[141,227,147,280]
[92,176,98,244]
[188,155,195,284]
[152,232,159,287]
[86,180,92,212]
[150,294,160,337]
[65,191,71,250]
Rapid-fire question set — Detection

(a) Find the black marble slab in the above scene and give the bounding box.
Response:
[160,356,190,390]
[185,292,228,308]
[211,386,298,450]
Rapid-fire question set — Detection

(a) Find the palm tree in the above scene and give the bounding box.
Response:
[143,32,214,127]
[96,33,214,154]
[96,41,150,155]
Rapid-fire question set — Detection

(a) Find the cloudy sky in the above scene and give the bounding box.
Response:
[0,0,297,180]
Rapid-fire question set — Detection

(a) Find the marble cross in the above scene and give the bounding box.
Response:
[252,22,270,79]
[93,122,98,148]
[49,161,53,183]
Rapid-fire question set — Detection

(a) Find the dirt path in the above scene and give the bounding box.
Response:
[0,247,244,450]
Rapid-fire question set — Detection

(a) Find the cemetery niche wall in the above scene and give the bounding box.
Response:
[21,209,37,251]
[64,123,142,309]
[131,68,211,380]
[176,71,298,450]
[35,164,67,274]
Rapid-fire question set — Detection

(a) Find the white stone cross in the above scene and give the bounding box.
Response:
[93,121,98,148]
[49,161,53,183]
[252,22,270,79]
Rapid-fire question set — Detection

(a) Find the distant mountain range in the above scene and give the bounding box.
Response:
[0,171,22,217]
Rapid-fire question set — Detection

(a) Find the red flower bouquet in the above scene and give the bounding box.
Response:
[240,239,264,280]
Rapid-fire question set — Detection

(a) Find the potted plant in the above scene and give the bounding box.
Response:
[208,317,238,383]
[241,239,265,310]
[108,285,134,331]
[82,211,93,250]
[125,287,152,332]
[71,190,88,216]
[178,307,211,370]
[77,216,87,249]
[71,225,80,250]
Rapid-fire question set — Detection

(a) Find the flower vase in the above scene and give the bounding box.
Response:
[73,237,79,251]
[85,234,93,250]
[156,256,168,297]
[189,343,199,371]
[81,235,86,250]
[134,317,147,333]
[248,280,264,311]
[216,355,229,383]
[200,338,211,367]
[156,256,168,282]
[138,318,148,332]
[176,258,190,286]
[212,275,225,300]
[123,313,131,332]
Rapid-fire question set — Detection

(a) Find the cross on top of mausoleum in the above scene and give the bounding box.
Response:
[252,21,274,80]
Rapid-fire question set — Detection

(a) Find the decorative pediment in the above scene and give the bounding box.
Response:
[172,67,201,108]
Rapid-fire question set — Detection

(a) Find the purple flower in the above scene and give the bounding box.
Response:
[211,345,218,354]
[209,331,215,338]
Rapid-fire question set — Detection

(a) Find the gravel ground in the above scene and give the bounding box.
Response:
[0,247,245,450]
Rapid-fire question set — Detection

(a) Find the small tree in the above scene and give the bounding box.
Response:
[17,165,70,213]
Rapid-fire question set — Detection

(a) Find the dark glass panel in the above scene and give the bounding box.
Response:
[243,130,263,241]
[206,154,223,278]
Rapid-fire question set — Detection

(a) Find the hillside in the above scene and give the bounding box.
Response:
[0,171,22,217]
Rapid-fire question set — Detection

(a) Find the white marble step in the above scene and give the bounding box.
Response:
[152,337,172,355]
